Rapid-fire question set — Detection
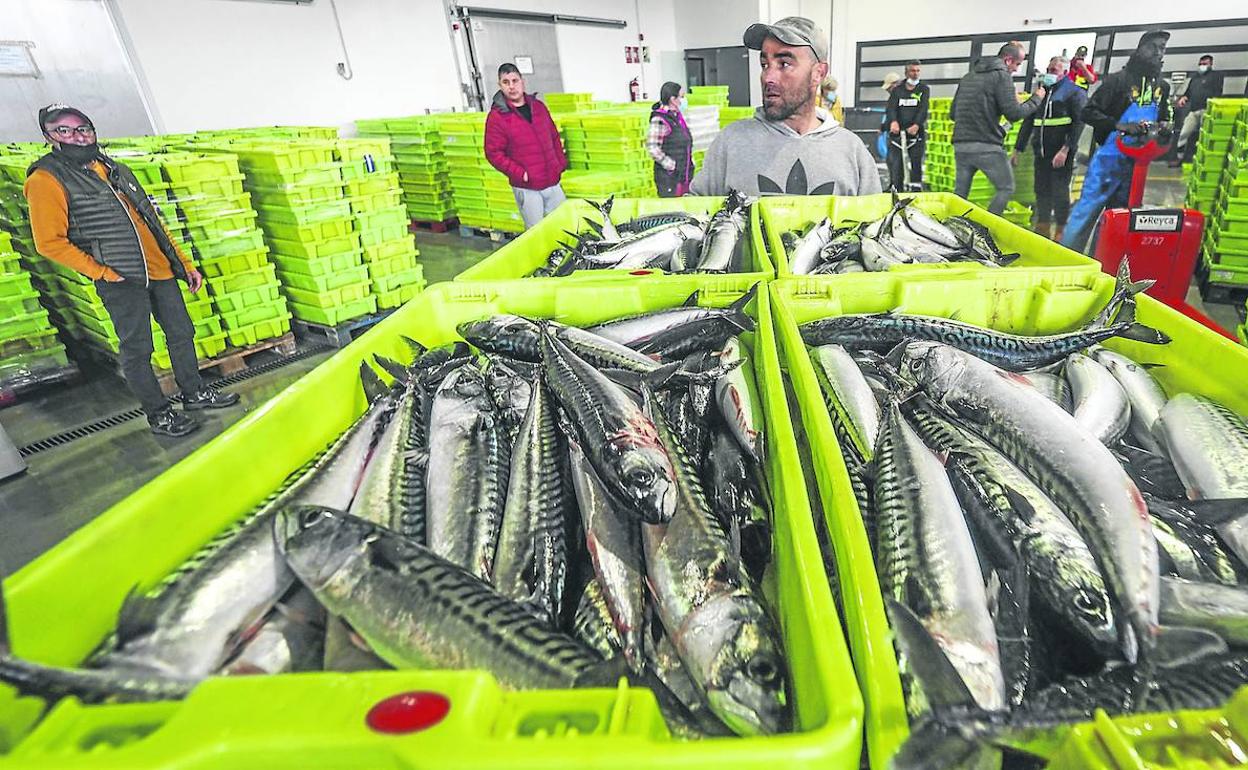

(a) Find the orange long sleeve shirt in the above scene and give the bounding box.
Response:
[24,162,194,282]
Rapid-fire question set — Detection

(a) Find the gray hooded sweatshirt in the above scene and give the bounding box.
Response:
[689,107,881,197]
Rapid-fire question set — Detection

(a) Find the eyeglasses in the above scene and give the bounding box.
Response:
[47,125,96,137]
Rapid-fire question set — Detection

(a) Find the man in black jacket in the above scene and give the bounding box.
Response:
[885,60,930,191]
[1062,30,1171,253]
[1172,54,1226,166]
[1013,56,1087,241]
[951,42,1046,214]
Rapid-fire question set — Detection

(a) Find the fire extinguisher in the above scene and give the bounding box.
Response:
[629,77,640,102]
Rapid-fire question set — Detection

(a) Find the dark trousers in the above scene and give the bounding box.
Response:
[95,278,202,415]
[886,134,925,191]
[1033,151,1075,225]
[954,145,1014,215]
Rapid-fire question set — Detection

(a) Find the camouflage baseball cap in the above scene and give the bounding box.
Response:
[743,16,828,62]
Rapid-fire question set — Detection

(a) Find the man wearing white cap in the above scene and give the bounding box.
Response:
[690,17,881,197]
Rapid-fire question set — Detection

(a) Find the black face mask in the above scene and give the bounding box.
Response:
[54,142,100,164]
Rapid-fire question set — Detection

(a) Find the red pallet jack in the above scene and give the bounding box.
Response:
[1091,124,1234,339]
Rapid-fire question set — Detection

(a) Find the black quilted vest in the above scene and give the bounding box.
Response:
[651,108,693,189]
[27,151,186,283]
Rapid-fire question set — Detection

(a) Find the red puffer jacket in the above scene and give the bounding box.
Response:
[484,91,568,190]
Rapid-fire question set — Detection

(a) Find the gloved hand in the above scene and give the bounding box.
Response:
[1115,121,1147,137]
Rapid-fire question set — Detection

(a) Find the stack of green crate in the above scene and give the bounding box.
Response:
[221,141,377,329]
[720,105,754,128]
[1200,99,1248,287]
[1189,98,1247,220]
[922,95,1031,216]
[687,85,729,109]
[438,113,525,233]
[571,111,655,195]
[163,151,288,349]
[335,138,425,311]
[0,150,85,347]
[356,116,454,223]
[544,93,594,114]
[922,97,954,191]
[0,230,73,394]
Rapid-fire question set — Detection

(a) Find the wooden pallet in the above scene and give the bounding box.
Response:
[409,217,459,234]
[290,310,394,349]
[458,225,516,242]
[154,332,297,395]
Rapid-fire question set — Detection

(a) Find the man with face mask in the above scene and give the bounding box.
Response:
[885,60,930,191]
[951,42,1046,215]
[1172,55,1225,167]
[24,105,238,437]
[1062,30,1171,254]
[1012,56,1087,241]
[690,17,880,197]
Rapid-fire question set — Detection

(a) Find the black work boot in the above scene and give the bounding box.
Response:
[149,407,200,437]
[182,389,241,410]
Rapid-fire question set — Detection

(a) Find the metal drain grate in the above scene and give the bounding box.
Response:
[17,343,332,458]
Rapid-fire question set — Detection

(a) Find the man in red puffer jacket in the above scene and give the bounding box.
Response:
[484,63,569,229]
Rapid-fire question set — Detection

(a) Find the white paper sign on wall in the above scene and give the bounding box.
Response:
[515,56,534,74]
[0,41,38,78]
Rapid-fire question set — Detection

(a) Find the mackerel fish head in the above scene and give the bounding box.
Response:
[457,315,542,361]
[275,505,372,590]
[608,423,679,525]
[895,341,971,402]
[689,592,789,736]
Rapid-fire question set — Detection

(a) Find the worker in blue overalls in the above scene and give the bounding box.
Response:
[1062,30,1171,254]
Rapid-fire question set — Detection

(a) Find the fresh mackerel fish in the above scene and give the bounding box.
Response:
[799,260,1167,371]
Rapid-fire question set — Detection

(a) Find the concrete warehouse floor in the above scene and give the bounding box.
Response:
[0,178,1241,573]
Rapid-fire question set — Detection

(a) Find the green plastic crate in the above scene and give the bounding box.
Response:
[346,191,403,214]
[758,193,1099,278]
[197,249,270,279]
[270,250,363,278]
[224,313,292,347]
[282,281,373,309]
[0,291,43,318]
[0,273,34,297]
[357,224,410,248]
[255,200,353,226]
[457,197,773,283]
[246,165,344,189]
[370,266,423,293]
[365,253,419,278]
[263,217,355,243]
[231,144,337,173]
[194,229,267,261]
[361,237,418,263]
[267,232,361,260]
[206,264,279,294]
[279,265,370,293]
[340,160,397,182]
[335,138,391,163]
[183,297,216,322]
[0,309,53,339]
[373,282,422,309]
[288,294,377,325]
[152,331,228,371]
[344,172,401,198]
[0,278,859,769]
[160,154,242,184]
[212,284,284,313]
[1044,688,1248,769]
[354,207,409,233]
[167,175,247,205]
[248,183,346,209]
[0,327,58,357]
[770,269,1248,769]
[217,298,288,329]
